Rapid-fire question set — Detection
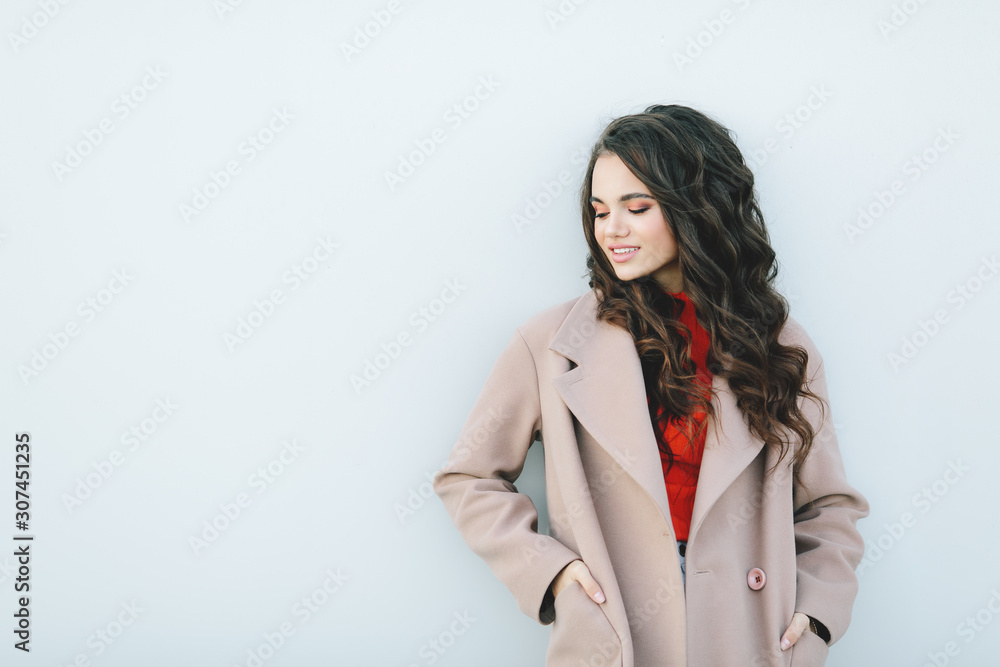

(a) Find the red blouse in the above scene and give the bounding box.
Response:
[646,290,713,543]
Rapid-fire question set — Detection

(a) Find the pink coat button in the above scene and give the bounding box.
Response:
[747,567,766,590]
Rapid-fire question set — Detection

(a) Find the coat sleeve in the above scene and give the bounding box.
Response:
[432,327,582,625]
[790,327,870,646]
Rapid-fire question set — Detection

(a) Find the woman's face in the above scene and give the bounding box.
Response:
[590,153,683,292]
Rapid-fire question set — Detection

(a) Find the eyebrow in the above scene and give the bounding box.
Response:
[589,192,655,205]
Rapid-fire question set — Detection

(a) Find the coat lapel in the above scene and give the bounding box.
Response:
[548,289,764,545]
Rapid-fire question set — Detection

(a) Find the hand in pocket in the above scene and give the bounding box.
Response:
[551,559,605,604]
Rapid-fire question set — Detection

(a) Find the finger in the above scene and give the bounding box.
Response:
[572,563,605,604]
[780,612,809,650]
[551,560,580,598]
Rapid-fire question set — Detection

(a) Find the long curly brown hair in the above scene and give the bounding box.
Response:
[579,104,825,489]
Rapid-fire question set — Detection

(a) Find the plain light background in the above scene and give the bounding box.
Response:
[1,1,998,665]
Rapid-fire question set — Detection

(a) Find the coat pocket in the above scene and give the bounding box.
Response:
[545,581,622,667]
[789,625,830,667]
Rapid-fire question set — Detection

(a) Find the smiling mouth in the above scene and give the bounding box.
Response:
[612,247,638,256]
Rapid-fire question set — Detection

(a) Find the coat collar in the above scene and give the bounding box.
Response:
[547,289,764,545]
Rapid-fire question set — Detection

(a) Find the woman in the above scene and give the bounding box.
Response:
[433,104,869,666]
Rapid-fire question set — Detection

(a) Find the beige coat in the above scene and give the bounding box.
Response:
[433,288,869,666]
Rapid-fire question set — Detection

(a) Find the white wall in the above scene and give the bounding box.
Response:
[1,1,997,665]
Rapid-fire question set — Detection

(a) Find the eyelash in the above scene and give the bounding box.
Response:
[594,207,649,219]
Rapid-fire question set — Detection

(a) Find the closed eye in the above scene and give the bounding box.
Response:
[594,208,649,219]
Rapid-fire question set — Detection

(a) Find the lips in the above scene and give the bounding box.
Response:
[609,246,638,263]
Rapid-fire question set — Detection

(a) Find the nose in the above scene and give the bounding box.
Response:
[604,209,629,237]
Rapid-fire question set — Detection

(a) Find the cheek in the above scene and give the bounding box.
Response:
[652,222,676,254]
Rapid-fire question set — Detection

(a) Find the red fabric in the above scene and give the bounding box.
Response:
[645,290,713,543]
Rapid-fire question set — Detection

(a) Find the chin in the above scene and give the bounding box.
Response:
[613,271,641,283]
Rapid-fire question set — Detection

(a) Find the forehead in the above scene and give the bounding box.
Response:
[593,154,647,186]
[591,155,653,202]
